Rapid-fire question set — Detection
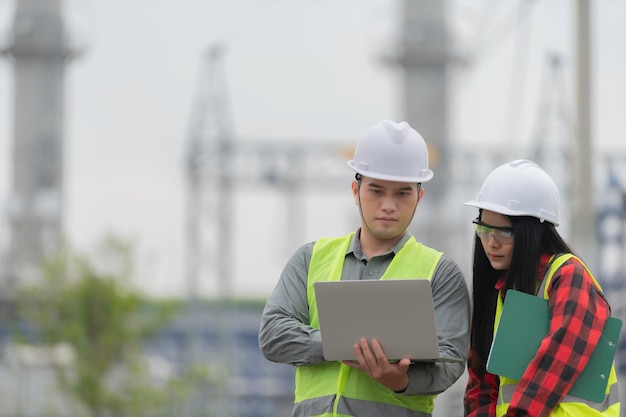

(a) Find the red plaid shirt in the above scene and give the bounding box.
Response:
[464,255,611,417]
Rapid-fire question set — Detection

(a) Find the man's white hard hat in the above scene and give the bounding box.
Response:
[464,159,560,226]
[347,120,434,183]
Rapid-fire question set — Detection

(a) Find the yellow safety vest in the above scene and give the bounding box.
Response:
[494,253,620,417]
[294,233,442,417]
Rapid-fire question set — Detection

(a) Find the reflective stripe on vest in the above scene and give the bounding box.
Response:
[494,253,620,417]
[294,233,443,417]
[293,395,432,417]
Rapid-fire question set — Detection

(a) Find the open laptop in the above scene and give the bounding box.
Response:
[314,279,462,363]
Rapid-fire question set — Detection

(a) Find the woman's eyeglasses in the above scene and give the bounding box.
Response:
[472,219,514,245]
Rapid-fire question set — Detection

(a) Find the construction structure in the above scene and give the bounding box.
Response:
[1,0,81,287]
[0,0,624,416]
[183,43,354,417]
[381,0,457,261]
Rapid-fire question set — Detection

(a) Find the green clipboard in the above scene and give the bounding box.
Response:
[486,289,622,403]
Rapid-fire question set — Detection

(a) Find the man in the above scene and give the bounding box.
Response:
[259,120,470,417]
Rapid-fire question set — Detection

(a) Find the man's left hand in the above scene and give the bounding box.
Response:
[342,337,410,392]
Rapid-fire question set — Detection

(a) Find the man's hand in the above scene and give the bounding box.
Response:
[342,337,411,392]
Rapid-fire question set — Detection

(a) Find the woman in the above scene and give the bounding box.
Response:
[463,159,620,417]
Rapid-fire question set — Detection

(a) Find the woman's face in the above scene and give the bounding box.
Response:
[476,210,514,271]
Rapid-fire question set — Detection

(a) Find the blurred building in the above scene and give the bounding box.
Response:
[0,302,296,417]
[1,0,81,288]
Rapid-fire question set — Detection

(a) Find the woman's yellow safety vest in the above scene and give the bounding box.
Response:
[493,253,620,417]
[294,233,442,417]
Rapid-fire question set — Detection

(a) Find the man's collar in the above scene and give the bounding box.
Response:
[349,228,411,258]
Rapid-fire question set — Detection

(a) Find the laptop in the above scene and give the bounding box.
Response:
[314,279,462,362]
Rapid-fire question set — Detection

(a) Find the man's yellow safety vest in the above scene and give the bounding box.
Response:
[294,233,442,417]
[494,253,620,417]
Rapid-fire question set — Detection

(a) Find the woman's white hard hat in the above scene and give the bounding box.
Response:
[347,120,434,183]
[464,159,560,226]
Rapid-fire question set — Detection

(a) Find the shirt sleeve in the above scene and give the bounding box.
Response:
[505,257,611,416]
[258,242,326,366]
[464,363,498,417]
[401,256,471,396]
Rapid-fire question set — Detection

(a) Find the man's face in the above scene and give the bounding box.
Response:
[352,176,422,241]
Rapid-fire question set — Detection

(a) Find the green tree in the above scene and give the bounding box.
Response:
[13,236,204,417]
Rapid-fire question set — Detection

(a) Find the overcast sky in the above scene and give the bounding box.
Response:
[0,0,625,299]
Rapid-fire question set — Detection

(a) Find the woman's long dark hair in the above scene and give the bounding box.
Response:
[468,210,575,372]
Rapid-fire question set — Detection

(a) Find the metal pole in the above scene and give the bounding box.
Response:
[571,0,596,269]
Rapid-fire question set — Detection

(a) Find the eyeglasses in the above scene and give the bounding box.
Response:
[472,219,514,245]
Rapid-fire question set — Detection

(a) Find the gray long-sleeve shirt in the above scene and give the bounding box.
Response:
[259,230,470,396]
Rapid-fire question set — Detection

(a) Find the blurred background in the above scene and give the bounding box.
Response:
[0,0,625,416]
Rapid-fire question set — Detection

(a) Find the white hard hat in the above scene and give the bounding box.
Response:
[464,159,560,225]
[347,120,434,183]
